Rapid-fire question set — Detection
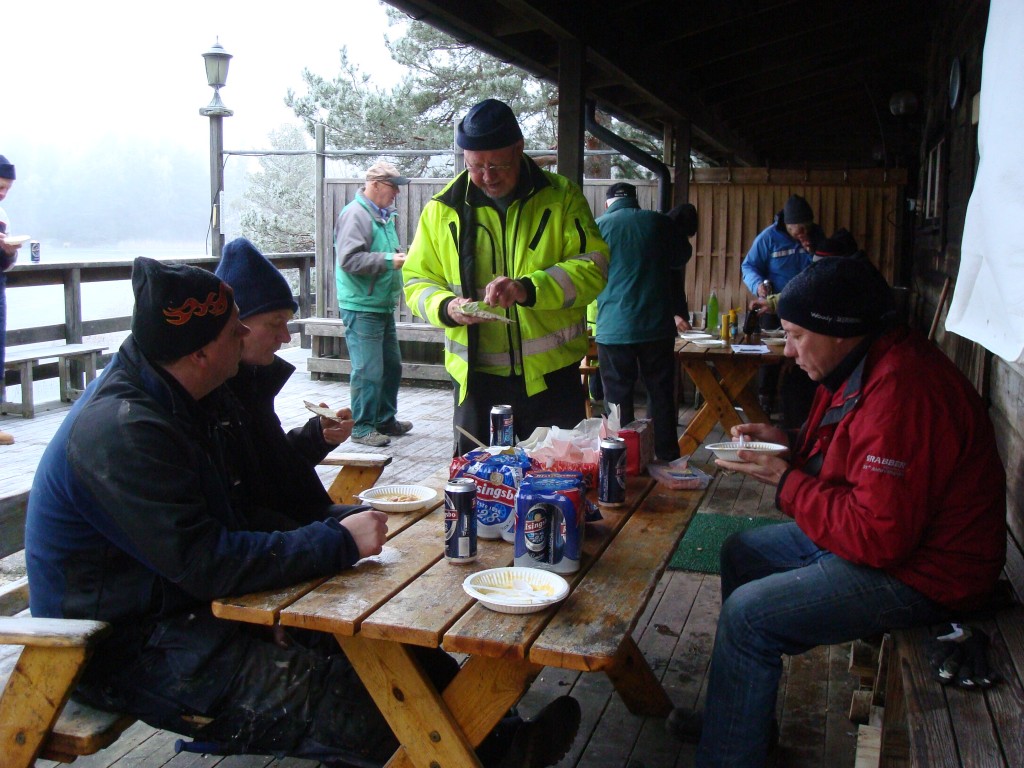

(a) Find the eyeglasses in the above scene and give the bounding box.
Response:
[465,162,515,175]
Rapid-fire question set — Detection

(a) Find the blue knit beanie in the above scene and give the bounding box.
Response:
[456,99,524,150]
[216,238,298,320]
[0,155,15,180]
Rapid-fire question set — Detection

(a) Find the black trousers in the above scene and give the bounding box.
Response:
[452,361,586,455]
[597,338,680,461]
[76,610,460,766]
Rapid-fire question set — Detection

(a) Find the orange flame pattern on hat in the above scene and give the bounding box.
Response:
[163,283,231,326]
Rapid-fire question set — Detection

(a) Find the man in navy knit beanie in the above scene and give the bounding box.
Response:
[216,237,357,514]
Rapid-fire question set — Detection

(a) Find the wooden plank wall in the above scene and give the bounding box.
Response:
[685,168,906,320]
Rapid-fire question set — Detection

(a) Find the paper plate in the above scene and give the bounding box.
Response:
[706,442,787,463]
[1,235,30,246]
[680,331,712,340]
[357,484,437,512]
[763,336,786,346]
[691,339,727,347]
[463,567,570,614]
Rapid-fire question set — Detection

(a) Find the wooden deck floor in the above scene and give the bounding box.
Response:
[2,344,861,768]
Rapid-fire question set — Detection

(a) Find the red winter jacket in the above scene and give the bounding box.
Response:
[777,327,1006,609]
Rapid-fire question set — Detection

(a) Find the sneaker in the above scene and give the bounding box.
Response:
[0,431,14,446]
[351,430,391,447]
[377,419,413,437]
[495,695,581,768]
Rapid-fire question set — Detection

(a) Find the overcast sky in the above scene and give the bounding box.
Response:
[5,0,405,154]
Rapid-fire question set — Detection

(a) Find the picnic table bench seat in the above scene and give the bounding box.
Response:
[878,532,1024,767]
[2,342,108,418]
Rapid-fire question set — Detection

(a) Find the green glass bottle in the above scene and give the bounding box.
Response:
[706,287,719,333]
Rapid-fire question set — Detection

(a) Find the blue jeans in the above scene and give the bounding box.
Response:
[340,309,401,437]
[697,521,947,768]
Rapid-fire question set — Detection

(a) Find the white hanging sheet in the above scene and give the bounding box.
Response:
[946,0,1024,363]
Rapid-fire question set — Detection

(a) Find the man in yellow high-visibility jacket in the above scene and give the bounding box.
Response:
[404,99,610,454]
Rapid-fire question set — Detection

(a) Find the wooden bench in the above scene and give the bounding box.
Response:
[296,317,448,383]
[877,534,1024,767]
[2,343,108,418]
[0,452,391,767]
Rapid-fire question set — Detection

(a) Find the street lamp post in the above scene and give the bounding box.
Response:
[200,39,233,259]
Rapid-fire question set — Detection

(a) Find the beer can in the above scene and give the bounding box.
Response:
[444,478,478,563]
[29,240,41,263]
[598,437,627,506]
[489,404,515,446]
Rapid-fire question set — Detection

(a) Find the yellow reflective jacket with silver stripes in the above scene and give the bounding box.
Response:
[404,158,609,404]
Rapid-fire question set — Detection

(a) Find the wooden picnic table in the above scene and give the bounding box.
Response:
[675,338,786,456]
[212,470,710,768]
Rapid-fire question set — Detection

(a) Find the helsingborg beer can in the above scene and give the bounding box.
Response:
[598,437,627,506]
[489,404,515,446]
[29,240,41,263]
[444,478,478,563]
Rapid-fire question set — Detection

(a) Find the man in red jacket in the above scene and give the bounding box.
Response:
[668,257,1007,768]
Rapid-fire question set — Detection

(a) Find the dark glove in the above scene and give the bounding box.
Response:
[924,623,1000,689]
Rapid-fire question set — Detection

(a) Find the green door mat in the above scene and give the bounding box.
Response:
[669,513,786,574]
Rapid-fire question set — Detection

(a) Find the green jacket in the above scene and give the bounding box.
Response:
[595,196,687,344]
[404,158,609,402]
[334,193,403,313]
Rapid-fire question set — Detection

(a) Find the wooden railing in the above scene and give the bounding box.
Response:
[3,253,316,389]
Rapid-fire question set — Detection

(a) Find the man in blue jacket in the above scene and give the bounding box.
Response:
[740,194,818,302]
[26,258,578,768]
[595,183,687,460]
[740,194,821,415]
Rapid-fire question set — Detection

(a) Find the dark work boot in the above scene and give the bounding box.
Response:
[494,696,581,768]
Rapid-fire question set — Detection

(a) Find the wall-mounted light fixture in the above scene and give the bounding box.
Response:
[889,91,919,117]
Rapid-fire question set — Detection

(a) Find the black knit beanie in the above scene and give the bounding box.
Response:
[216,238,297,320]
[0,155,15,180]
[777,257,892,337]
[814,228,859,257]
[131,257,234,361]
[456,99,524,150]
[783,194,813,225]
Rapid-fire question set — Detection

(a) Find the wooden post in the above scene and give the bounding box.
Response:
[299,254,312,349]
[557,38,585,185]
[315,124,327,323]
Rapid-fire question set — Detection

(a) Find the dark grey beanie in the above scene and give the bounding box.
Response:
[0,155,15,180]
[456,99,524,151]
[777,257,892,337]
[783,194,813,225]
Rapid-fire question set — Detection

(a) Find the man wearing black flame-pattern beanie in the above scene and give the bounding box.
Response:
[22,256,435,764]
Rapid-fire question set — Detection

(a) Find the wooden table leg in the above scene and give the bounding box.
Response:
[678,361,745,454]
[605,635,673,717]
[0,644,91,768]
[338,634,541,768]
[678,358,766,455]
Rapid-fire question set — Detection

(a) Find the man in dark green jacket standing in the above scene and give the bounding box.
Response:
[335,161,413,447]
[595,183,687,460]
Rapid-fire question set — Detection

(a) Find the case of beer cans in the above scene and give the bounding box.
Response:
[450,447,537,540]
[513,471,586,574]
